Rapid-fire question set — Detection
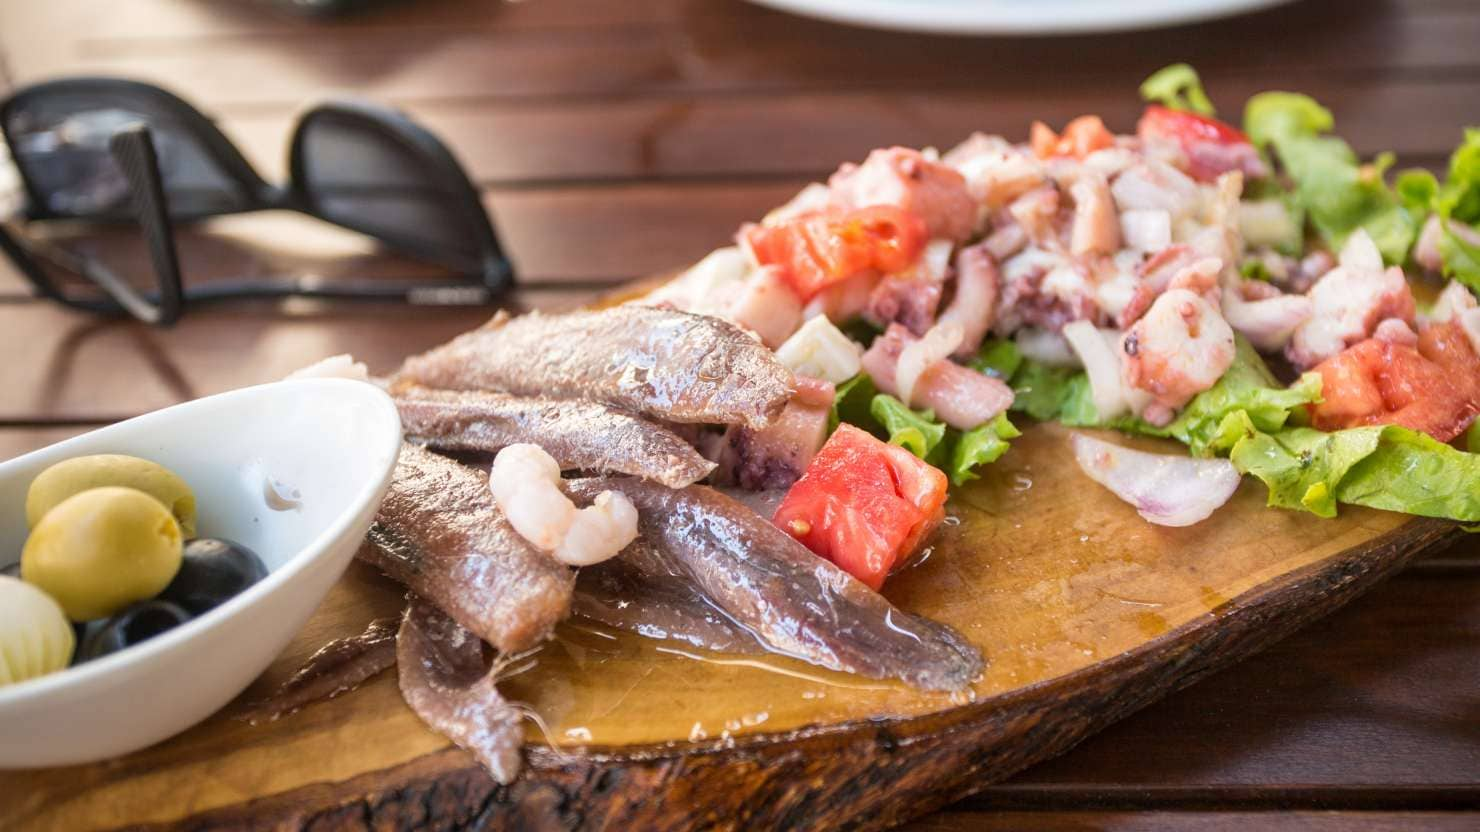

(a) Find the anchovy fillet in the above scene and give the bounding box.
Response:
[394,307,794,429]
[238,616,399,725]
[573,546,767,655]
[360,444,573,655]
[567,478,984,691]
[395,386,715,489]
[397,598,524,784]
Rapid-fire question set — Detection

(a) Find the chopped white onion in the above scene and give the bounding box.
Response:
[1237,199,1297,250]
[1338,228,1384,275]
[1414,215,1445,273]
[896,322,963,407]
[774,315,865,385]
[1428,280,1478,324]
[1119,209,1172,252]
[1094,275,1139,322]
[1062,321,1130,421]
[1459,308,1480,357]
[1071,433,1241,527]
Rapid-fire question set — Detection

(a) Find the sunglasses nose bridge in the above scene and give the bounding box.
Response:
[254,183,298,212]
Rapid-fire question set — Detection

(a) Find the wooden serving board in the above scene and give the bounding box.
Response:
[1,420,1460,831]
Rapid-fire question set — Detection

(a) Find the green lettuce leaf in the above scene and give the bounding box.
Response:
[1467,419,1480,454]
[1164,337,1323,456]
[829,375,1019,481]
[1053,371,1101,427]
[1395,168,1440,218]
[1006,338,1320,459]
[1230,426,1381,517]
[869,394,947,461]
[1439,127,1480,225]
[1435,129,1480,292]
[1007,360,1080,422]
[1244,91,1333,148]
[1339,428,1480,520]
[1243,92,1421,265]
[1230,425,1480,521]
[836,317,884,349]
[1438,227,1480,292]
[1033,367,1166,436]
[830,372,878,433]
[1239,258,1274,281]
[1139,63,1216,116]
[1389,131,1480,292]
[950,413,1022,486]
[970,339,1023,381]
[1005,359,1163,435]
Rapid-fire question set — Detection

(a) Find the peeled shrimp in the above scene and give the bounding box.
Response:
[1121,288,1236,411]
[1287,230,1416,369]
[489,444,638,567]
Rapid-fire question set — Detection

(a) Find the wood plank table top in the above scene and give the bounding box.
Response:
[1,1,1476,829]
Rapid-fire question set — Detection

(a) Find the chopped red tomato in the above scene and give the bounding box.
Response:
[743,206,927,302]
[772,424,948,591]
[1138,104,1249,147]
[1137,105,1262,182]
[1030,115,1116,160]
[1308,322,1480,441]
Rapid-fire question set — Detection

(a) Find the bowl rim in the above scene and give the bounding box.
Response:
[0,378,402,707]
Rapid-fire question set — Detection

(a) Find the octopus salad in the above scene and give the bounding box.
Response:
[268,66,1480,782]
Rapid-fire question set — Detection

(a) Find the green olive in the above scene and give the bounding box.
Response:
[22,487,184,622]
[27,455,196,537]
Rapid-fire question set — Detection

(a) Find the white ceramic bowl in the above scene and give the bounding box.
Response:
[746,0,1295,35]
[0,379,402,768]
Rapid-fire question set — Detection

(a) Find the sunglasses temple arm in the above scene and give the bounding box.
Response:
[105,124,185,325]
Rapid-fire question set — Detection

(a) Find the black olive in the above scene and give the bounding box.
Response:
[76,600,192,662]
[159,538,269,615]
[0,561,19,578]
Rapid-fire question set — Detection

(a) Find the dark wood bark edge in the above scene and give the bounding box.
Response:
[136,519,1461,832]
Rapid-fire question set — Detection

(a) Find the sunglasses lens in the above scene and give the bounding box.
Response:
[295,109,494,273]
[5,91,255,219]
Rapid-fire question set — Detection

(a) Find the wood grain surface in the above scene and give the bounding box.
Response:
[0,0,1477,829]
[0,426,1464,831]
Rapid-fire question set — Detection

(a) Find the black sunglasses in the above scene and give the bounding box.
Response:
[0,77,514,325]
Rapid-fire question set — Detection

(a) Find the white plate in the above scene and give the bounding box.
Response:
[746,0,1296,35]
[0,379,402,768]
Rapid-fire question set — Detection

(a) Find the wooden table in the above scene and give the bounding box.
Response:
[1,1,1477,829]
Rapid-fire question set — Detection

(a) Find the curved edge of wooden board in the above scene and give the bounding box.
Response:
[135,517,1462,831]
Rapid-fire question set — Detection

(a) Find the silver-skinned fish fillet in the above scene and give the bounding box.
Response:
[394,307,794,429]
[567,478,985,691]
[395,385,715,489]
[360,444,574,655]
[397,598,524,784]
[574,546,767,656]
